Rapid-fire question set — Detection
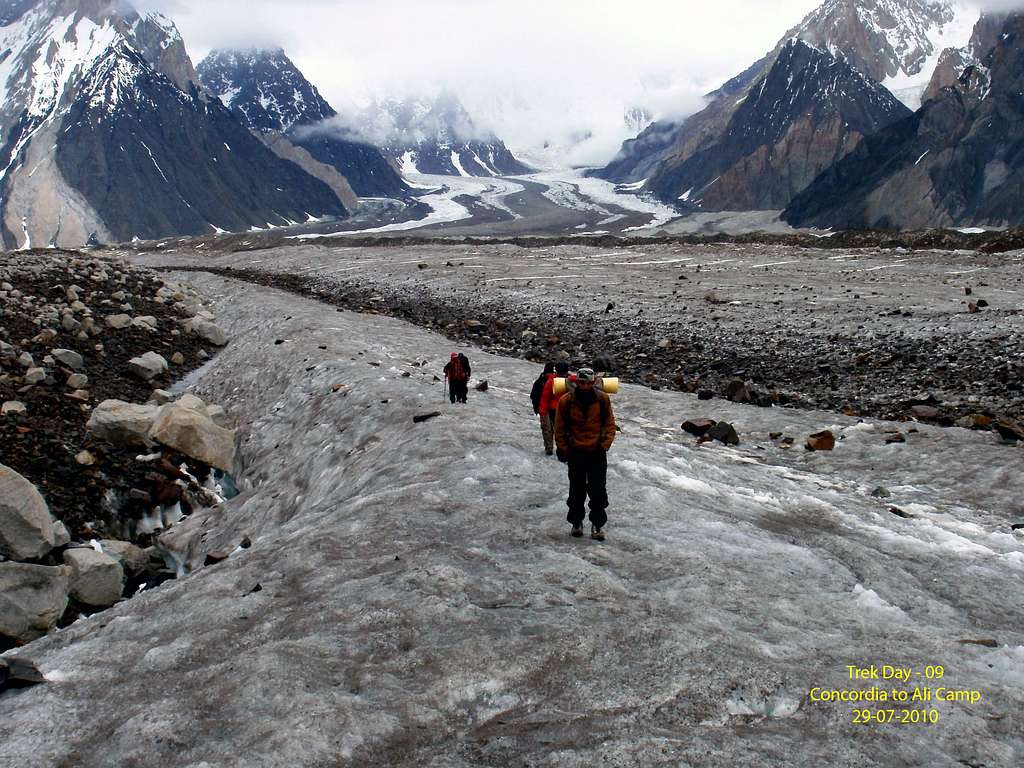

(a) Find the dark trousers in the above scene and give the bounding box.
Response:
[449,380,468,403]
[566,450,608,528]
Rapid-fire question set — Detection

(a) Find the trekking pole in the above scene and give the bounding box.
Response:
[443,375,448,403]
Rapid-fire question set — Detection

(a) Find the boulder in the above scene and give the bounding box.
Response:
[132,316,158,331]
[682,418,717,437]
[128,352,168,381]
[150,389,175,405]
[725,379,752,404]
[105,314,132,329]
[0,465,56,560]
[87,400,159,446]
[1,401,26,416]
[707,422,740,446]
[99,540,149,576]
[52,521,71,548]
[805,430,836,452]
[0,657,46,693]
[911,405,941,422]
[63,548,124,607]
[185,318,228,347]
[0,563,70,644]
[52,349,84,370]
[149,403,237,472]
[995,418,1024,442]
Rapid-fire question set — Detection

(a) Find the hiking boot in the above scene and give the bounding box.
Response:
[545,449,554,456]
[591,526,606,542]
[571,525,583,538]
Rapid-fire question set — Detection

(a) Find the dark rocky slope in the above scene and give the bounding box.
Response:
[197,48,409,198]
[783,14,1024,230]
[646,40,910,211]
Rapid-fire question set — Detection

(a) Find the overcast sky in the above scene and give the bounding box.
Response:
[136,0,1007,165]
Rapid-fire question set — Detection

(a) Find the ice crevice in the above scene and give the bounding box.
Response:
[1,272,1022,766]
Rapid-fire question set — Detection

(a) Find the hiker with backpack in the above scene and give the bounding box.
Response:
[555,367,616,541]
[534,361,570,455]
[531,362,557,455]
[444,352,471,404]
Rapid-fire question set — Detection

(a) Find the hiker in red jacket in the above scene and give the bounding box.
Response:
[444,352,471,404]
[536,361,570,455]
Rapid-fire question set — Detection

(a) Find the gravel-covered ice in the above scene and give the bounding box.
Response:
[1,273,1021,767]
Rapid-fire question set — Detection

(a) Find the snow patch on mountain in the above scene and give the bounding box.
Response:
[880,2,980,108]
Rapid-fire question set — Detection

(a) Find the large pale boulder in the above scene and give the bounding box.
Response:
[87,400,159,446]
[184,318,228,347]
[0,563,70,644]
[149,404,236,472]
[0,465,56,560]
[128,352,169,381]
[63,549,124,607]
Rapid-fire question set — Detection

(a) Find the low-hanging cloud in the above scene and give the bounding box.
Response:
[135,0,882,165]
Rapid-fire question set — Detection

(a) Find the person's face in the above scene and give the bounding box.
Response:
[578,380,595,391]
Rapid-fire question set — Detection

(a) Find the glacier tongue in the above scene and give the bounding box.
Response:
[1,270,1020,766]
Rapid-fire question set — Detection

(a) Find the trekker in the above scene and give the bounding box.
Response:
[536,361,570,455]
[444,352,471,404]
[531,362,556,452]
[555,367,616,541]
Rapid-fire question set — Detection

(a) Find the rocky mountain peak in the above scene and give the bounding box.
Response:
[788,0,959,82]
[197,47,335,133]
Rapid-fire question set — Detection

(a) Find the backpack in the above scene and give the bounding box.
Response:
[448,358,467,382]
[530,375,547,412]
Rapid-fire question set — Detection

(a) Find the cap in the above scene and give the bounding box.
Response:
[577,368,596,382]
[451,352,458,359]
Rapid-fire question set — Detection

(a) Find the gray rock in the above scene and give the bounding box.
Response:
[99,540,149,576]
[0,341,15,359]
[61,315,82,333]
[2,401,27,416]
[87,400,160,446]
[150,389,175,405]
[24,367,46,385]
[105,314,132,329]
[132,316,158,331]
[66,373,89,389]
[52,521,71,548]
[0,563,70,644]
[17,352,33,368]
[185,318,228,347]
[128,352,169,381]
[0,465,56,560]
[63,549,124,607]
[149,403,237,472]
[52,349,84,370]
[171,352,185,365]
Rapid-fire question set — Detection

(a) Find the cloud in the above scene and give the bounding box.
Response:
[136,0,837,165]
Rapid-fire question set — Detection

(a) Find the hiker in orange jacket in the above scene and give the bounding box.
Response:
[554,367,616,541]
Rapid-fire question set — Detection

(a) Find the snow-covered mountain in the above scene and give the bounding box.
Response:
[784,12,1024,230]
[196,48,407,199]
[0,0,346,247]
[593,0,979,208]
[353,92,531,178]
